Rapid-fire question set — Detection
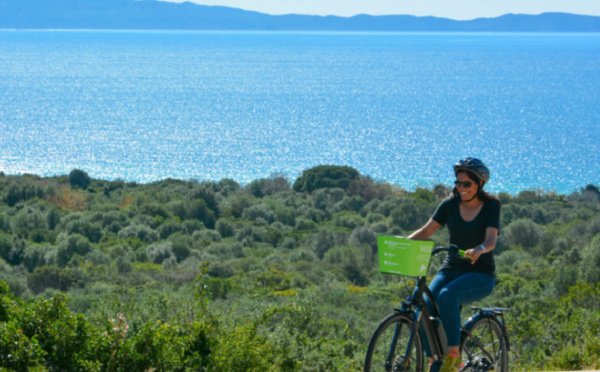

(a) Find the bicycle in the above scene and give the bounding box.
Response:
[364,245,510,372]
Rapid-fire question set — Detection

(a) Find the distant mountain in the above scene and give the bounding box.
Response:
[1,0,600,32]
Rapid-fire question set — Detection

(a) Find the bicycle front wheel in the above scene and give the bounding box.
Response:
[364,313,424,372]
[460,316,508,372]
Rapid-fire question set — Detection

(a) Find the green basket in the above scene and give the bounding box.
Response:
[377,236,434,277]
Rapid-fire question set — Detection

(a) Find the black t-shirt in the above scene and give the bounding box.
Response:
[432,196,501,277]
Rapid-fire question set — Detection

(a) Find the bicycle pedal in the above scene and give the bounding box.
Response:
[428,361,443,372]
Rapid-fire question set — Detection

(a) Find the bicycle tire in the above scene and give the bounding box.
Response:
[364,313,424,372]
[460,316,508,372]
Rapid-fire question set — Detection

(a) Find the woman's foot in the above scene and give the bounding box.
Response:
[439,352,461,372]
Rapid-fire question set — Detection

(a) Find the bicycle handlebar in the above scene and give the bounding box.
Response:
[432,244,466,257]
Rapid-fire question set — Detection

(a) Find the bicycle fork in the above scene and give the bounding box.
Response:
[384,311,420,372]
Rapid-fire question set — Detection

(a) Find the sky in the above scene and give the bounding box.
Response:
[160,0,600,20]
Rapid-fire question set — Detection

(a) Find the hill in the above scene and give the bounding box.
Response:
[0,169,599,369]
[1,0,600,32]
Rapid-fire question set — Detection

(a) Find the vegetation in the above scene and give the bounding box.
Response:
[0,166,599,371]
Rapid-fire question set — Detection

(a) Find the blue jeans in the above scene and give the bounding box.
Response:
[420,270,495,356]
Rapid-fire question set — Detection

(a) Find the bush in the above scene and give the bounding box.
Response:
[115,256,133,274]
[216,219,235,238]
[158,220,187,239]
[87,250,111,266]
[243,204,276,224]
[22,245,53,272]
[323,245,372,286]
[4,181,45,206]
[224,194,255,218]
[56,234,91,267]
[274,205,296,226]
[332,212,363,230]
[390,198,431,231]
[333,195,364,213]
[141,202,171,219]
[11,207,47,237]
[413,188,437,203]
[170,235,192,262]
[279,237,297,250]
[295,218,318,232]
[0,235,26,266]
[502,218,544,250]
[211,323,276,371]
[581,234,600,284]
[208,262,236,278]
[310,229,335,259]
[262,174,291,196]
[146,242,174,264]
[45,208,61,230]
[350,226,377,252]
[188,184,219,213]
[187,199,217,229]
[193,229,222,246]
[347,176,393,202]
[312,188,346,210]
[293,165,360,193]
[66,219,103,243]
[117,224,159,244]
[69,169,91,189]
[27,266,81,294]
[0,321,45,370]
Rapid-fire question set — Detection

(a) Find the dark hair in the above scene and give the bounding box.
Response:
[453,170,501,204]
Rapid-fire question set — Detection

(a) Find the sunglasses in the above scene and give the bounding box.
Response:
[454,180,474,189]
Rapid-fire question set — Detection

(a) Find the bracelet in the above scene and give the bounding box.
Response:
[478,244,486,253]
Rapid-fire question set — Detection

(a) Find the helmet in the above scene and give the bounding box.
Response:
[454,158,490,185]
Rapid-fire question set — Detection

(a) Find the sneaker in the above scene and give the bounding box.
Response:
[439,352,461,372]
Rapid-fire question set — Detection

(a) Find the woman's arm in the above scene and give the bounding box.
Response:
[408,218,441,240]
[464,226,499,264]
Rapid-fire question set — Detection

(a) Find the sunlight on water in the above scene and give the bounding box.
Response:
[0,31,599,194]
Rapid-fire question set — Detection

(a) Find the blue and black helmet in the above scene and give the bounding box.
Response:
[454,158,490,185]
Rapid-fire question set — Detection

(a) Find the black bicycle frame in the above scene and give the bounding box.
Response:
[390,275,447,370]
[414,276,446,361]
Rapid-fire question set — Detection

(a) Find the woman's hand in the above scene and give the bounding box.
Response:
[464,246,485,264]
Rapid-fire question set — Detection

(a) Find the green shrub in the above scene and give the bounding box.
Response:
[332,212,364,230]
[11,207,47,237]
[146,242,174,264]
[581,234,600,284]
[117,224,159,244]
[295,218,318,232]
[69,169,91,190]
[27,266,82,294]
[293,165,360,193]
[216,219,235,238]
[0,321,45,370]
[56,233,92,267]
[503,218,544,250]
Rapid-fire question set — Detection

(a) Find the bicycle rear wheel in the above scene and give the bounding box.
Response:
[364,313,424,372]
[460,316,508,372]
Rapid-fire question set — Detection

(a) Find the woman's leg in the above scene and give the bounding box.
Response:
[421,271,494,363]
[435,272,495,348]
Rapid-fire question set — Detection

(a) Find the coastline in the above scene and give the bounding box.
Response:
[0,168,595,197]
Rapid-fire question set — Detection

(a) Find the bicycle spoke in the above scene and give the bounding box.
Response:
[364,313,424,372]
[460,317,508,372]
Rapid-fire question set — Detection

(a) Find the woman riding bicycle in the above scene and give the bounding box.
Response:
[408,158,501,372]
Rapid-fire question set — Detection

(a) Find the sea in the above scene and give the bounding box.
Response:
[1,30,599,195]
